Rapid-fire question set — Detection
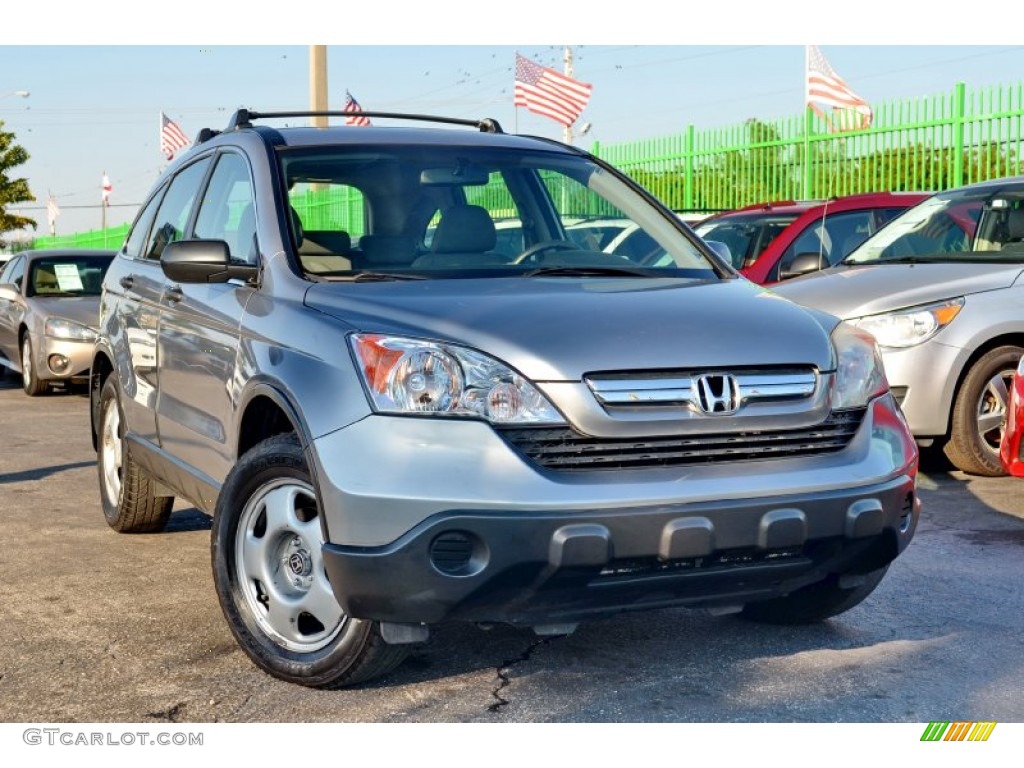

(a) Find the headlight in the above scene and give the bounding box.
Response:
[848,298,963,349]
[44,317,98,342]
[350,334,565,424]
[831,322,889,409]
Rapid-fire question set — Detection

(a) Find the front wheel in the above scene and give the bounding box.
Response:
[211,433,409,688]
[21,334,48,396]
[740,566,889,625]
[944,345,1024,476]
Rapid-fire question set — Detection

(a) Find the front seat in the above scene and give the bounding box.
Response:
[413,205,504,268]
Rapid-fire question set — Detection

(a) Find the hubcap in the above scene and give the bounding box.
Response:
[234,478,345,652]
[976,369,1014,456]
[21,338,31,389]
[100,399,123,503]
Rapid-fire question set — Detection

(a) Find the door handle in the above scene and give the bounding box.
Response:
[164,285,184,304]
[119,275,134,290]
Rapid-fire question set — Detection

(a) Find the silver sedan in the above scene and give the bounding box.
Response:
[0,249,114,395]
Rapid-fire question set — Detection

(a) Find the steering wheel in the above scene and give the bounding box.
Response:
[511,240,577,265]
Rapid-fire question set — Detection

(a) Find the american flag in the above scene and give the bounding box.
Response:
[513,53,592,127]
[160,112,191,160]
[102,173,112,206]
[343,90,371,126]
[806,46,872,132]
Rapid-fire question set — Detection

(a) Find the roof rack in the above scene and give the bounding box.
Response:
[217,109,503,136]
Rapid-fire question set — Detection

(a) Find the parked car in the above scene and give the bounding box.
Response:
[0,249,114,395]
[92,108,919,689]
[999,365,1024,476]
[695,192,930,285]
[774,177,1024,476]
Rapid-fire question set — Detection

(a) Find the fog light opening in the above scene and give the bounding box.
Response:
[48,354,70,374]
[899,493,914,534]
[428,530,488,577]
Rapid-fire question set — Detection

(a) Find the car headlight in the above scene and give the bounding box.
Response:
[350,334,565,424]
[848,298,964,349]
[831,322,889,410]
[44,317,98,342]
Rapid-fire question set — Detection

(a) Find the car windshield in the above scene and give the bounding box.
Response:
[695,213,800,269]
[27,255,112,297]
[843,186,1024,264]
[278,145,718,281]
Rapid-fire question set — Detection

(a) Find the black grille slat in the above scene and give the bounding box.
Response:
[500,409,865,470]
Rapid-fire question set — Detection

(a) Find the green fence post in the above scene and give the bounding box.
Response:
[684,124,695,210]
[953,81,966,188]
[590,140,600,159]
[803,106,813,199]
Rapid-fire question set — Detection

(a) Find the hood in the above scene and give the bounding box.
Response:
[772,262,1024,319]
[27,295,102,330]
[304,277,837,381]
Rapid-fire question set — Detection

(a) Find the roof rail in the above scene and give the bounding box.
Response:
[221,109,503,134]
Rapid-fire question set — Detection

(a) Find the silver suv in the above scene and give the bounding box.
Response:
[92,109,920,688]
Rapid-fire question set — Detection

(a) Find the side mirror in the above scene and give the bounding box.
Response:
[161,240,258,284]
[0,282,20,300]
[704,240,734,267]
[779,252,825,281]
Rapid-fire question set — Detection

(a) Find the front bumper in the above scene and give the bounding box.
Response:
[323,476,918,626]
[38,335,94,380]
[879,340,966,437]
[314,393,919,626]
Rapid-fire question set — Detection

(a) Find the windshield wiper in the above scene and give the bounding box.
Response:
[348,271,429,282]
[519,265,656,278]
[843,255,948,266]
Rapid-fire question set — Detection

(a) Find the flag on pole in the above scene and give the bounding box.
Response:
[46,195,60,236]
[806,45,872,132]
[513,52,592,127]
[160,111,191,160]
[102,173,112,206]
[343,91,371,126]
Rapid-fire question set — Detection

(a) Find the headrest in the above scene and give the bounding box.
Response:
[430,206,497,253]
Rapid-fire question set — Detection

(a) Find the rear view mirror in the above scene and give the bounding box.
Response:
[779,252,825,281]
[420,166,489,186]
[161,240,258,284]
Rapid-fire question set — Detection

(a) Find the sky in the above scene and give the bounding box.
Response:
[2,4,1024,238]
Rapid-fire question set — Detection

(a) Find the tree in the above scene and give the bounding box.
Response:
[0,119,35,249]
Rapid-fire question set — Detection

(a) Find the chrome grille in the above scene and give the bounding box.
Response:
[498,408,864,471]
[586,369,817,409]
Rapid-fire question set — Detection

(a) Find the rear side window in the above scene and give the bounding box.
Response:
[143,157,212,260]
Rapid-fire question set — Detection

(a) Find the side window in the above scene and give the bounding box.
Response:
[193,153,258,264]
[779,210,874,276]
[143,157,213,261]
[123,187,165,260]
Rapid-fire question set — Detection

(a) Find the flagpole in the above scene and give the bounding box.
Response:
[563,45,573,145]
[803,46,813,200]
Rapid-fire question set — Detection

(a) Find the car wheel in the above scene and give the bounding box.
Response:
[740,566,889,625]
[211,433,409,688]
[944,345,1024,476]
[97,376,173,532]
[20,334,48,396]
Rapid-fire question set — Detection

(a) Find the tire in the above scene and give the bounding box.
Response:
[740,566,889,625]
[96,376,173,533]
[21,333,48,396]
[211,433,409,688]
[944,345,1024,476]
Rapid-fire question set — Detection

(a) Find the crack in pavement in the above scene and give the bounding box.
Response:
[488,636,556,714]
[145,702,185,722]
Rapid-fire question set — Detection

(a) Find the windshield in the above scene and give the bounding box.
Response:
[695,213,800,269]
[27,255,113,297]
[843,186,1024,264]
[278,145,717,281]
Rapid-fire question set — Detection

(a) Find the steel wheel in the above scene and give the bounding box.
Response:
[234,477,345,653]
[100,396,123,505]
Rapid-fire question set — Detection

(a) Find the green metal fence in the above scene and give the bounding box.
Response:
[27,80,1024,250]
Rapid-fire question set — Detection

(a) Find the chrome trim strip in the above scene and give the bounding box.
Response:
[586,371,817,406]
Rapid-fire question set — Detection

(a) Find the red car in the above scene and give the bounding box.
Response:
[694,191,931,285]
[1000,365,1024,476]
